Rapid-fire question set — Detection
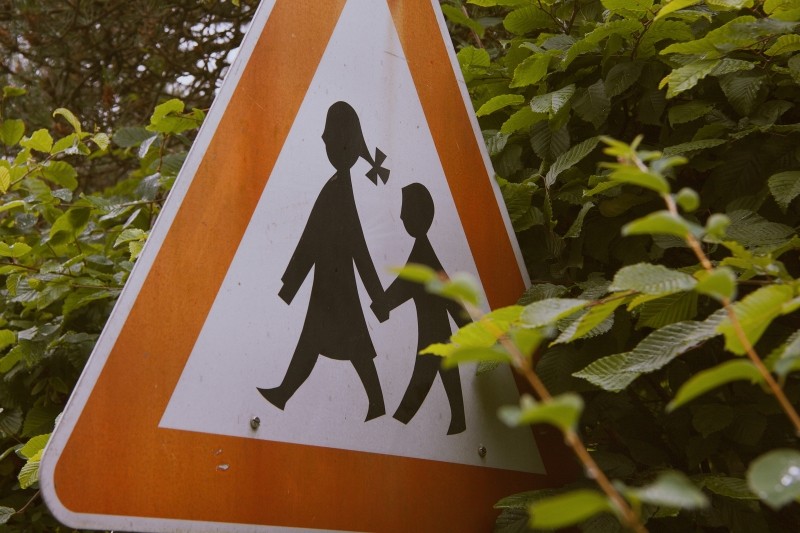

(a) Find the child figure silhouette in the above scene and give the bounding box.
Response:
[258,101,389,422]
[372,183,469,435]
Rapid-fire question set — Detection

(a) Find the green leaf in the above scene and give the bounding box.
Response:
[668,101,714,126]
[604,62,644,98]
[441,346,513,368]
[692,404,735,437]
[530,85,575,115]
[0,119,25,146]
[510,53,550,88]
[0,329,14,351]
[695,267,737,301]
[544,137,599,188]
[2,86,26,98]
[21,405,59,437]
[529,490,612,529]
[610,263,697,295]
[661,60,718,98]
[573,81,610,129]
[0,167,9,194]
[627,471,709,509]
[636,291,698,329]
[112,126,154,148]
[602,0,654,13]
[553,297,627,344]
[476,94,525,117]
[501,107,547,134]
[771,330,800,377]
[605,166,670,194]
[394,264,438,284]
[18,453,40,489]
[92,132,111,151]
[0,506,14,525]
[719,210,794,249]
[531,122,569,162]
[498,393,584,432]
[521,298,588,327]
[623,211,698,239]
[53,108,81,134]
[655,0,702,20]
[662,138,726,156]
[17,434,49,460]
[748,449,800,509]
[441,4,485,37]
[564,202,594,239]
[43,161,79,190]
[676,188,700,212]
[0,242,32,258]
[695,476,757,500]
[718,72,764,116]
[768,171,800,211]
[573,352,640,391]
[717,285,795,355]
[49,207,91,241]
[20,129,54,153]
[668,360,764,410]
[114,228,148,248]
[504,6,554,35]
[766,34,800,55]
[0,408,23,438]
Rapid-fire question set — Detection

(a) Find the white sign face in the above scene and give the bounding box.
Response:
[160,0,543,474]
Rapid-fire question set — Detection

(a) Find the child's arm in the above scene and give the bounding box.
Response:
[445,297,472,329]
[279,221,315,305]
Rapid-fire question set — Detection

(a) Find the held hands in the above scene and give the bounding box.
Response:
[371,296,389,323]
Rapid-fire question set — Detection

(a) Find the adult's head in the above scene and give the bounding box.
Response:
[401,183,434,238]
[322,101,370,173]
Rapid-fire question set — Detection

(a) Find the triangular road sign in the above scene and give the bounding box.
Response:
[41,1,567,531]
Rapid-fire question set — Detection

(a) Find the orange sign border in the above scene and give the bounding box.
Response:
[42,1,570,531]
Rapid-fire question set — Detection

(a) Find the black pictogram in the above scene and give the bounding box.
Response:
[258,101,389,422]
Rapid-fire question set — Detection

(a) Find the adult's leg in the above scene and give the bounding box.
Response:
[351,357,386,421]
[258,338,318,410]
[440,366,465,435]
[393,355,439,425]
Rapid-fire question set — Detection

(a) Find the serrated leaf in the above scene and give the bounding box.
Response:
[544,137,599,187]
[663,139,726,156]
[768,171,800,211]
[529,490,612,529]
[623,211,698,239]
[606,166,670,193]
[92,132,111,151]
[661,60,718,98]
[610,263,697,294]
[530,85,575,115]
[724,210,794,249]
[441,346,513,369]
[718,72,764,116]
[602,0,654,12]
[510,54,549,88]
[554,297,627,344]
[21,405,59,437]
[695,475,757,499]
[695,267,737,301]
[766,34,800,55]
[637,291,698,329]
[531,122,569,162]
[17,434,49,459]
[655,0,702,20]
[476,94,525,116]
[18,454,40,489]
[0,119,24,146]
[0,242,32,258]
[565,202,594,239]
[0,407,23,438]
[112,126,154,148]
[668,101,714,126]
[668,360,764,410]
[748,449,800,509]
[718,284,795,355]
[501,107,547,134]
[53,108,81,133]
[0,507,13,525]
[521,298,588,327]
[627,471,709,509]
[20,129,53,153]
[573,81,610,129]
[43,161,79,190]
[441,4,485,37]
[770,330,800,377]
[574,352,641,391]
[499,393,584,433]
[605,62,644,98]
[114,228,147,248]
[504,6,554,35]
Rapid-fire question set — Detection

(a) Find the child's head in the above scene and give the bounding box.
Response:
[322,101,369,172]
[401,183,434,238]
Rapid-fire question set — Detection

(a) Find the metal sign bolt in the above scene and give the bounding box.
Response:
[250,417,261,430]
[478,445,487,458]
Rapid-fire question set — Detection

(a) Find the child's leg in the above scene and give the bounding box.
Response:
[393,355,439,424]
[439,366,466,435]
[351,357,386,421]
[257,337,318,410]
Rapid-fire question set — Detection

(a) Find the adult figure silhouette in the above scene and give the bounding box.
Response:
[258,101,389,421]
